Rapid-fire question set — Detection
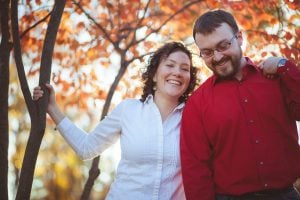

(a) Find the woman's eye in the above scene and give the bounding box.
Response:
[166,64,174,68]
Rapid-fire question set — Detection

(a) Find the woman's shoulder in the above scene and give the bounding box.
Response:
[107,98,142,117]
[117,98,143,108]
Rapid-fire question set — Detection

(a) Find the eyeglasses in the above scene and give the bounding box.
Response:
[200,35,237,58]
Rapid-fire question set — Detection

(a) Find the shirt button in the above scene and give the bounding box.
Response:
[260,161,264,165]
[255,140,259,144]
[264,183,268,187]
[244,99,248,103]
[249,120,254,124]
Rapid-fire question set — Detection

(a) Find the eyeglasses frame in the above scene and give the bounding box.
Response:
[199,34,238,58]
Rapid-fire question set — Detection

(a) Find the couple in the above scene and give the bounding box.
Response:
[33,10,300,200]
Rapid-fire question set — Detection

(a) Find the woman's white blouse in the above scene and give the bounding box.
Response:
[56,95,186,200]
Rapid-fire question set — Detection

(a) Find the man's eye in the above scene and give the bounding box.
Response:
[217,42,229,51]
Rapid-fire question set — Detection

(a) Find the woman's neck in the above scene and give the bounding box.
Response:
[154,94,179,122]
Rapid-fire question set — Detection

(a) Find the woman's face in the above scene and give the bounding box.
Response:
[153,51,191,102]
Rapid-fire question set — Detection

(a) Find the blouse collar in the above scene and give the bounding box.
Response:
[144,94,185,110]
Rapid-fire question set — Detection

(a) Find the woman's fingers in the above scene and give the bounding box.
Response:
[45,83,52,90]
[33,87,44,100]
[32,84,56,101]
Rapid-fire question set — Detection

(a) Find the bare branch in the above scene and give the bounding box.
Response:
[19,10,52,39]
[126,0,153,51]
[127,0,203,50]
[127,51,153,64]
[11,0,35,116]
[72,0,121,52]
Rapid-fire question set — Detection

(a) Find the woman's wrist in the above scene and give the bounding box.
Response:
[48,103,65,125]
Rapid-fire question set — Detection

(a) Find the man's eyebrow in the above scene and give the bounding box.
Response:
[200,38,229,50]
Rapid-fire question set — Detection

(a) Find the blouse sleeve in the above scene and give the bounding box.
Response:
[56,101,125,160]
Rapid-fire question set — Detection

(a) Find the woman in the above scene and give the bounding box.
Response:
[33,41,198,200]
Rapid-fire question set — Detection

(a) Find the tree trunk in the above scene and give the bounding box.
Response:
[0,1,11,199]
[81,61,128,200]
[11,0,66,199]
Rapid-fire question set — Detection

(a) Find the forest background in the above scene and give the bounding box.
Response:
[1,0,299,199]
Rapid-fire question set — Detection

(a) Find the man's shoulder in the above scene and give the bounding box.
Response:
[192,76,215,96]
[186,76,215,107]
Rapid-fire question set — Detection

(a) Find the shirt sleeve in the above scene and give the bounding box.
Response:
[56,101,124,160]
[180,95,215,200]
[277,60,300,120]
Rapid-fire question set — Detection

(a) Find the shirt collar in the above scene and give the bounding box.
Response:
[144,94,185,110]
[144,94,154,104]
[212,57,259,85]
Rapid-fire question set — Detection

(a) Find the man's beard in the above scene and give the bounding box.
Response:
[212,51,242,79]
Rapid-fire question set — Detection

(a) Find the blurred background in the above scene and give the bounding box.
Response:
[3,0,299,199]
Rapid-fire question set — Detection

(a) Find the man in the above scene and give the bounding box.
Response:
[180,9,300,200]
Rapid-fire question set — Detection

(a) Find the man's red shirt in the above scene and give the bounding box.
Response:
[180,58,300,200]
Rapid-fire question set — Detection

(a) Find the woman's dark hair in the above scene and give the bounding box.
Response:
[140,41,197,103]
[193,9,239,39]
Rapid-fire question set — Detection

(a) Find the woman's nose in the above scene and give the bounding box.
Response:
[172,66,182,76]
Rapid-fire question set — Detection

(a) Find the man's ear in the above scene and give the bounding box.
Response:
[236,31,243,46]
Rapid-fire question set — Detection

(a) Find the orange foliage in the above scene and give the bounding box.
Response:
[12,1,299,197]
[16,0,299,118]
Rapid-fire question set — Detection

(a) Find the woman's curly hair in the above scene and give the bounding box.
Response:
[140,41,198,103]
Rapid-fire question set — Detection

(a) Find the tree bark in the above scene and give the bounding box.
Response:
[11,0,66,199]
[0,0,12,199]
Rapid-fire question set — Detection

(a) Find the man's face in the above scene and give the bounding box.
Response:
[195,23,243,79]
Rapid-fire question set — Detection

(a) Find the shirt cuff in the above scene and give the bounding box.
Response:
[277,60,292,74]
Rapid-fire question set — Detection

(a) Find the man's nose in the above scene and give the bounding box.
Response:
[212,50,224,62]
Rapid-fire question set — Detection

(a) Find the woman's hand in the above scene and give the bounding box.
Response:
[33,84,56,112]
[258,57,284,79]
[33,83,65,125]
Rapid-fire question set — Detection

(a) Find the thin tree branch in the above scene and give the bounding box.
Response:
[11,0,35,116]
[126,0,203,51]
[72,0,120,52]
[19,10,52,39]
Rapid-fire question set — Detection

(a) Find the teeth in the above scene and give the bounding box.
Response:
[217,59,228,66]
[168,80,181,85]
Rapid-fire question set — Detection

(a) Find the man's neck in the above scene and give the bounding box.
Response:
[234,57,247,81]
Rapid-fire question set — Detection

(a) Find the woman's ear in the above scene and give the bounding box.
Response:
[153,74,157,82]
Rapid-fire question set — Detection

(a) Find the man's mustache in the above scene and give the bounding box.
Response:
[212,56,230,67]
